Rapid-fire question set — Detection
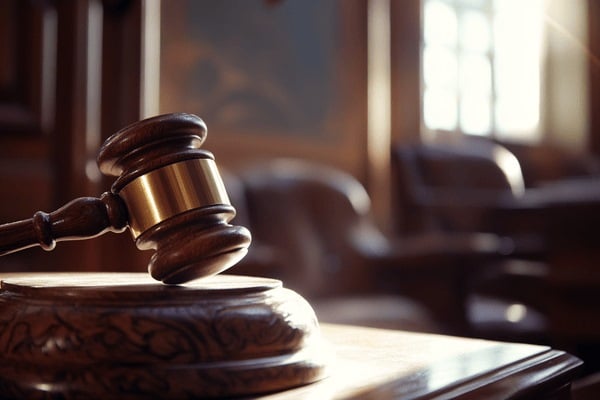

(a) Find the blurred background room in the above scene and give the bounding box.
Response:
[2,0,600,394]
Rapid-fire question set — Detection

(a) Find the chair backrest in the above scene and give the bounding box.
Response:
[413,140,524,193]
[237,159,376,299]
[392,138,525,233]
[506,143,600,187]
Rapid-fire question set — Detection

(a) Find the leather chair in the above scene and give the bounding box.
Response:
[391,137,545,259]
[506,143,600,188]
[392,138,600,371]
[390,139,549,335]
[226,159,509,334]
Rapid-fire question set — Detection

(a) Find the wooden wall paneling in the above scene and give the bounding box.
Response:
[0,0,156,273]
[0,0,55,137]
[588,0,600,155]
[0,0,56,218]
[390,0,422,233]
[54,0,102,202]
[101,0,160,131]
[365,0,392,231]
[390,0,422,145]
[0,0,58,271]
[50,0,158,273]
[37,0,105,271]
[96,0,158,272]
[101,0,143,134]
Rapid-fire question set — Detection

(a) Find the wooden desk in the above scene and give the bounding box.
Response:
[0,274,583,399]
[262,324,582,400]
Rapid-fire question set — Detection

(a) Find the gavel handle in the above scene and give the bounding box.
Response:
[0,192,128,256]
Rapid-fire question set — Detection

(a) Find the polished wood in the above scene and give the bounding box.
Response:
[0,193,127,255]
[98,0,162,273]
[97,113,252,283]
[0,272,327,399]
[261,324,583,399]
[0,0,54,137]
[0,273,582,399]
[390,0,421,146]
[0,113,251,284]
[0,0,156,273]
[588,0,600,156]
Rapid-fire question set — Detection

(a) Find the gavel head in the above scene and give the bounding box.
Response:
[97,113,251,284]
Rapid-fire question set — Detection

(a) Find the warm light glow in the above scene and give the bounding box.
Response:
[494,0,543,139]
[33,383,55,392]
[368,0,392,229]
[424,46,457,89]
[505,303,528,323]
[424,89,457,130]
[492,146,525,196]
[460,9,490,52]
[460,53,491,135]
[141,0,161,117]
[424,0,457,46]
[422,0,543,141]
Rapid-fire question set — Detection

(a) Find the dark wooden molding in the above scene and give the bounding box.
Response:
[588,0,600,155]
[0,0,155,273]
[0,0,56,138]
[390,0,422,146]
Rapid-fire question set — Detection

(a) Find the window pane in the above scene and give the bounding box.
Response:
[460,10,490,52]
[424,0,457,47]
[424,89,457,131]
[494,0,542,135]
[461,95,490,135]
[460,54,491,95]
[423,45,458,89]
[494,0,542,69]
[495,96,539,133]
[457,0,487,7]
[421,0,542,141]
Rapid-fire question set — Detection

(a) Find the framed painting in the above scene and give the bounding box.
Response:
[160,0,368,177]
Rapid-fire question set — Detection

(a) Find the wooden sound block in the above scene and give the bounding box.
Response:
[0,273,329,399]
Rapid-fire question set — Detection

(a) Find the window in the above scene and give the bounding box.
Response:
[422,0,544,142]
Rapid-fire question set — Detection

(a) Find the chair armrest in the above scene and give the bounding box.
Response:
[350,222,510,273]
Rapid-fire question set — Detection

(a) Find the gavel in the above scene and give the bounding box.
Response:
[0,113,251,284]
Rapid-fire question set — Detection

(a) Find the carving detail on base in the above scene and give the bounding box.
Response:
[0,273,328,399]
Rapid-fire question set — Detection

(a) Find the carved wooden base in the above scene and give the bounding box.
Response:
[0,273,328,399]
